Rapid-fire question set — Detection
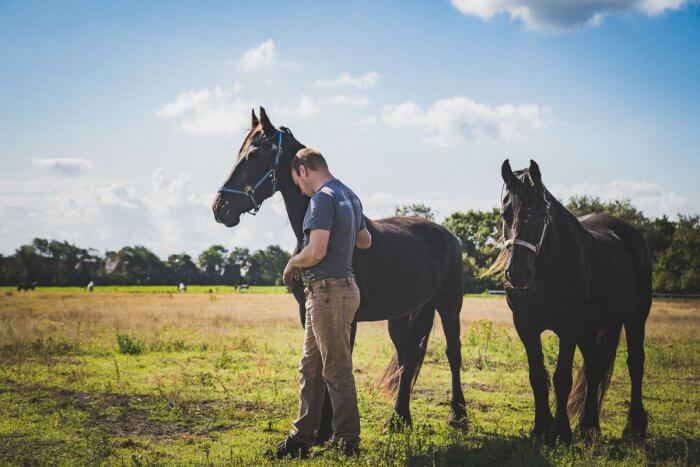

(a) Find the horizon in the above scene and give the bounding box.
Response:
[2,0,698,257]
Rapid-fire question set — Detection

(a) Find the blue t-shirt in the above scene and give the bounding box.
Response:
[301,178,366,281]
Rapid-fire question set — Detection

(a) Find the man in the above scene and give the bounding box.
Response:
[273,147,371,459]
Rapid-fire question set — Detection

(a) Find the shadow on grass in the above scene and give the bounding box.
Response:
[375,426,699,466]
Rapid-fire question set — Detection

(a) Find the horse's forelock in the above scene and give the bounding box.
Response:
[236,125,263,160]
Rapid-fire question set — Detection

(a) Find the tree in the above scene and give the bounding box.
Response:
[246,245,291,285]
[166,253,200,284]
[14,239,52,284]
[566,195,647,227]
[443,209,503,293]
[653,215,699,293]
[394,203,436,221]
[225,247,251,285]
[641,215,676,260]
[198,245,228,283]
[47,240,90,285]
[105,246,167,285]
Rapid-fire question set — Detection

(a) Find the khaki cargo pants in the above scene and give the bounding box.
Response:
[289,276,361,447]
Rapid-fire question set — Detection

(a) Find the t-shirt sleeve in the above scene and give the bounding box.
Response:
[358,201,366,231]
[303,192,335,233]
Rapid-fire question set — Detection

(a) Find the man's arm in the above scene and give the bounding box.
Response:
[283,229,330,285]
[355,228,372,249]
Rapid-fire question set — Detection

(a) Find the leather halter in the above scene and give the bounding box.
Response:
[501,188,551,255]
[217,130,284,215]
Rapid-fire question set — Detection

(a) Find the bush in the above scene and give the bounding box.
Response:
[116,334,144,355]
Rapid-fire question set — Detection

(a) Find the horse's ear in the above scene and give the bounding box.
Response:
[501,159,517,187]
[251,109,259,128]
[259,106,276,138]
[528,159,542,186]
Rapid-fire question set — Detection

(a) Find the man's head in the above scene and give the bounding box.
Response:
[291,148,330,196]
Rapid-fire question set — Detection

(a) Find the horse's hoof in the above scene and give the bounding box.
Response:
[448,412,469,431]
[385,413,411,433]
[622,424,647,440]
[546,423,572,445]
[623,410,648,440]
[579,426,602,444]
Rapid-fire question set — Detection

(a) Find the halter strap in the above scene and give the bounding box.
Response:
[501,189,551,255]
[217,130,283,215]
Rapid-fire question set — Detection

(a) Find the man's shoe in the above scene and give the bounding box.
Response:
[268,436,309,459]
[311,438,360,459]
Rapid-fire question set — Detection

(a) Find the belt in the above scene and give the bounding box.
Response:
[303,276,356,293]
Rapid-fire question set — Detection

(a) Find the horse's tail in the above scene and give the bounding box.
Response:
[567,323,623,422]
[378,307,436,396]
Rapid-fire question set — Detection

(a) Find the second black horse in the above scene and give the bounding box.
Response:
[493,159,651,442]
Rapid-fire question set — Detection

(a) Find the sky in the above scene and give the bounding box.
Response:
[1,0,698,257]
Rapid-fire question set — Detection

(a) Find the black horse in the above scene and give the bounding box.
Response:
[493,159,651,442]
[212,108,467,442]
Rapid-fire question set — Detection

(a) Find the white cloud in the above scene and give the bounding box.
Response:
[158,86,254,135]
[451,0,690,31]
[298,95,320,118]
[549,179,690,218]
[237,39,297,72]
[32,158,93,176]
[157,85,241,118]
[381,96,552,145]
[238,39,278,71]
[313,72,379,89]
[323,94,369,107]
[361,192,497,222]
[0,170,294,257]
[354,115,378,126]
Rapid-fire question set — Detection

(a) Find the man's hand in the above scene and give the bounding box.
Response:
[282,260,300,288]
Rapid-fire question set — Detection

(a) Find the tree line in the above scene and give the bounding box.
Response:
[0,241,291,287]
[415,195,697,294]
[1,195,697,292]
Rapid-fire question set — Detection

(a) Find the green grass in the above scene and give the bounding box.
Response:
[0,293,697,465]
[1,285,288,294]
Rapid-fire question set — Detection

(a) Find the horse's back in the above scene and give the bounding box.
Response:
[579,213,652,314]
[353,216,462,321]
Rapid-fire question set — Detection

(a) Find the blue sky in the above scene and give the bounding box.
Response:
[1,0,698,256]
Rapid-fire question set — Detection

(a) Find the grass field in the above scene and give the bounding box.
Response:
[0,285,289,294]
[0,290,697,465]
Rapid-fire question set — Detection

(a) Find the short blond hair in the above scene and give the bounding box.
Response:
[292,148,328,175]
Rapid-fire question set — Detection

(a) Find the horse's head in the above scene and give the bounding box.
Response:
[212,107,300,227]
[499,159,551,292]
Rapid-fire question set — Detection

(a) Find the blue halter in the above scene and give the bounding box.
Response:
[217,130,284,215]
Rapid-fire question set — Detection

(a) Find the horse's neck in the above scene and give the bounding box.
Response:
[538,195,592,291]
[281,185,309,244]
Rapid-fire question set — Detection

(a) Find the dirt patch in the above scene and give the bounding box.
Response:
[470,382,499,393]
[2,378,274,440]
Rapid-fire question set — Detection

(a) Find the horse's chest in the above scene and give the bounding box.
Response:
[508,293,579,332]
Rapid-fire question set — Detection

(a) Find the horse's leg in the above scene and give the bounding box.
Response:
[577,334,602,440]
[436,304,467,427]
[514,319,553,437]
[387,315,420,430]
[623,317,648,438]
[552,331,575,443]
